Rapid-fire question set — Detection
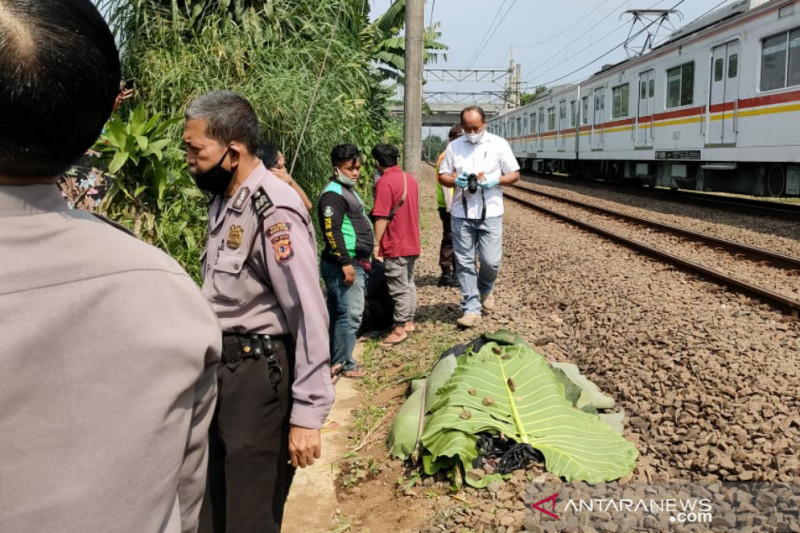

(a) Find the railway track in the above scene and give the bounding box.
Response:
[506,182,800,316]
[521,170,800,221]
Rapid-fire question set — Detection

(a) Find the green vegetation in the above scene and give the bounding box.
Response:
[520,85,548,106]
[94,0,446,278]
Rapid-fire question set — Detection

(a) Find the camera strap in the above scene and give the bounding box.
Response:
[387,172,408,221]
[461,187,487,221]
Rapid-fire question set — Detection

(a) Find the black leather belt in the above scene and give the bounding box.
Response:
[221,333,290,384]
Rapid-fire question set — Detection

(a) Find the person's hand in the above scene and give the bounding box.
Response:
[288,425,321,468]
[113,88,133,112]
[454,171,469,189]
[271,166,292,184]
[479,175,500,190]
[372,244,383,262]
[342,264,356,286]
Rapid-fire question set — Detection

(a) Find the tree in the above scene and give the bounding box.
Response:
[96,0,401,278]
[367,0,448,82]
[520,85,548,106]
[422,134,446,162]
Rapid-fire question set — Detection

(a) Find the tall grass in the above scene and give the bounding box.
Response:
[95,0,398,278]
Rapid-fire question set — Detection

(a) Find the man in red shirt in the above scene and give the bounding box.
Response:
[371,144,420,347]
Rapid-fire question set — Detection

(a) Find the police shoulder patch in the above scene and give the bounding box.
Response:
[271,234,294,264]
[252,187,274,218]
[266,222,292,237]
[323,205,334,218]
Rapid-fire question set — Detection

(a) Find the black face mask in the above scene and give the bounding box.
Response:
[194,149,234,195]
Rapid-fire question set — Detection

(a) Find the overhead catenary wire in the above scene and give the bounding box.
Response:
[531,0,687,89]
[289,0,347,175]
[460,0,509,74]
[468,0,520,68]
[522,0,646,83]
[516,0,615,49]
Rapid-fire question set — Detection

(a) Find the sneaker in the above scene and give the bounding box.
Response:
[445,273,460,287]
[456,313,482,328]
[437,273,450,287]
[480,292,495,311]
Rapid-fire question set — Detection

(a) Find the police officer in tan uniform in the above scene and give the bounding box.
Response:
[0,2,221,532]
[184,91,335,533]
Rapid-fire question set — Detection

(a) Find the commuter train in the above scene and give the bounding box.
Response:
[489,0,800,197]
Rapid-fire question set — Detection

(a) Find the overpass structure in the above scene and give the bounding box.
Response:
[391,64,523,127]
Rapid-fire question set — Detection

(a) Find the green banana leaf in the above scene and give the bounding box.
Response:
[424,353,457,412]
[387,386,425,459]
[421,341,638,485]
[551,361,616,410]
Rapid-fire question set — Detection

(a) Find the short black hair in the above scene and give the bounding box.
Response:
[257,143,281,168]
[371,144,399,168]
[460,105,486,123]
[185,91,262,154]
[330,144,361,168]
[0,0,121,178]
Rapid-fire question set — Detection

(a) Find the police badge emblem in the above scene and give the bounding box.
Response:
[271,234,293,264]
[227,225,244,250]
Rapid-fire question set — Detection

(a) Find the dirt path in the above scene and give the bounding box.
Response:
[283,345,362,533]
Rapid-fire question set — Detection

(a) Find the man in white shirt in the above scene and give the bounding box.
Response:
[437,106,520,328]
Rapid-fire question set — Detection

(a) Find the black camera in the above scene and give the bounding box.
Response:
[467,173,478,193]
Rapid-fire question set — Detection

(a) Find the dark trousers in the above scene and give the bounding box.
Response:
[199,338,295,533]
[438,207,454,274]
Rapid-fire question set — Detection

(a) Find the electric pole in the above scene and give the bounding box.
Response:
[404,0,423,174]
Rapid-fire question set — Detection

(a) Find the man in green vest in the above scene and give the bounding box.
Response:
[318,144,374,380]
[435,125,463,287]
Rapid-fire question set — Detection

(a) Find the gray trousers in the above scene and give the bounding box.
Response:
[383,255,418,326]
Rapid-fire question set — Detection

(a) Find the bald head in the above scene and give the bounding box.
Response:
[0,0,120,179]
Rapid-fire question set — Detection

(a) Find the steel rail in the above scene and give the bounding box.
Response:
[504,190,800,316]
[511,182,800,270]
[520,170,800,220]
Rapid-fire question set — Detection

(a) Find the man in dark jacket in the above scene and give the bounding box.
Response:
[318,144,373,379]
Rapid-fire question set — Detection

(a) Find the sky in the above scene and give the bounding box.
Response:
[370,0,738,114]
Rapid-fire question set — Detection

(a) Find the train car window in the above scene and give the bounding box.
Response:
[547,107,556,130]
[570,101,577,127]
[612,84,629,118]
[789,29,800,86]
[667,62,694,108]
[728,54,739,78]
[649,78,655,97]
[581,97,589,125]
[640,81,647,100]
[714,58,724,81]
[761,33,788,91]
[532,112,537,133]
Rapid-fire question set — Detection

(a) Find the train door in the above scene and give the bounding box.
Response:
[592,87,605,150]
[558,100,567,151]
[538,108,545,151]
[636,69,655,147]
[708,40,740,145]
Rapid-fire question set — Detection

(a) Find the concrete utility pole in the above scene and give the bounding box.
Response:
[403,0,423,174]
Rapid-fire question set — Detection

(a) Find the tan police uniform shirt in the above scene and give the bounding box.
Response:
[0,185,221,533]
[201,163,334,429]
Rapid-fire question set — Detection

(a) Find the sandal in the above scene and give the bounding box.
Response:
[379,333,408,348]
[341,367,367,379]
[330,363,344,385]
